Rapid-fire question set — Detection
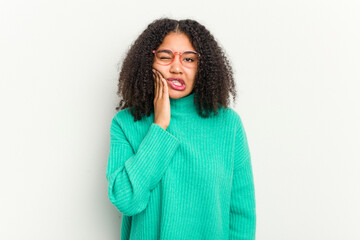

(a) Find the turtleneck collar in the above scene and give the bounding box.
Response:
[169,92,197,114]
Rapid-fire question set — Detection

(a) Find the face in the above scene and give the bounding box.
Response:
[152,32,198,99]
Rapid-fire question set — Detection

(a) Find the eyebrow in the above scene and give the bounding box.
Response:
[157,49,172,54]
[157,49,197,53]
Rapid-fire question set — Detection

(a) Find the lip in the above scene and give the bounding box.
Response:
[167,78,185,85]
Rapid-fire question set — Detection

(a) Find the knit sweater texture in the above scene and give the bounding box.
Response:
[106,92,256,239]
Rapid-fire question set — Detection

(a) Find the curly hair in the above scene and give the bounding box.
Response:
[115,18,237,121]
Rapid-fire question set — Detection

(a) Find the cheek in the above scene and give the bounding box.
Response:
[188,68,198,79]
[152,62,167,72]
[152,59,161,69]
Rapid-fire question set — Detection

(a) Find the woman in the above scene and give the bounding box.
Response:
[106,18,256,239]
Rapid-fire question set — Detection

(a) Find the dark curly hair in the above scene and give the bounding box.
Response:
[115,18,237,121]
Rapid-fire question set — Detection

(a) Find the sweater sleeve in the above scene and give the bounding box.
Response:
[106,116,180,216]
[229,118,256,240]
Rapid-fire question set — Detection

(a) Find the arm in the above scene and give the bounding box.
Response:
[106,115,180,216]
[229,118,256,240]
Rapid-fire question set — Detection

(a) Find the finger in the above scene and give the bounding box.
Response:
[162,77,168,96]
[153,69,159,100]
[156,71,161,99]
[157,71,163,99]
[152,71,157,96]
[152,69,156,81]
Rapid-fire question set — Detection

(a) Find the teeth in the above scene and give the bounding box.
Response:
[172,81,182,86]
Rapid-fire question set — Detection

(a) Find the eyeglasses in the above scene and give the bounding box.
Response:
[152,49,200,68]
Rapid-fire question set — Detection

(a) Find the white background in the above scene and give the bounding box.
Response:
[1,0,359,239]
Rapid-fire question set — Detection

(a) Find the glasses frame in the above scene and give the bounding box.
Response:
[152,49,200,68]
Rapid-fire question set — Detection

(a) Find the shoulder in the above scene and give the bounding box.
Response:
[109,110,125,138]
[110,107,153,134]
[109,108,148,142]
[111,108,132,124]
[109,108,137,134]
[221,107,244,130]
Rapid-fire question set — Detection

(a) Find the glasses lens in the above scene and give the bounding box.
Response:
[155,50,199,68]
[181,52,199,68]
[155,50,173,64]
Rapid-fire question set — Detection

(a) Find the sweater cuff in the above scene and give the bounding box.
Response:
[124,123,180,190]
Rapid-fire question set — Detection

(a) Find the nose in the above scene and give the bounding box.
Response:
[169,54,183,74]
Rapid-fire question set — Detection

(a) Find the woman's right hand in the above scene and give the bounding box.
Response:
[152,68,170,130]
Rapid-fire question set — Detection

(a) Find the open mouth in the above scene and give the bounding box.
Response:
[167,78,186,90]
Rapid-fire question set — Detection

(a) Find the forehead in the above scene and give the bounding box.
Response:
[157,32,195,52]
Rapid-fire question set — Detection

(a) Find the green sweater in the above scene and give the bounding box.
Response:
[106,92,256,239]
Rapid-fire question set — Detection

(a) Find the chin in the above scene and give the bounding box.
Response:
[169,90,191,99]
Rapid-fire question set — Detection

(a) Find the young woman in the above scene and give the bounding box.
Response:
[106,18,256,240]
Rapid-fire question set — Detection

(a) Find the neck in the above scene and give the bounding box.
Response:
[169,92,197,114]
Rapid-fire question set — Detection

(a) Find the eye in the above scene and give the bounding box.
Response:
[183,57,195,62]
[156,50,173,61]
[182,52,198,63]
